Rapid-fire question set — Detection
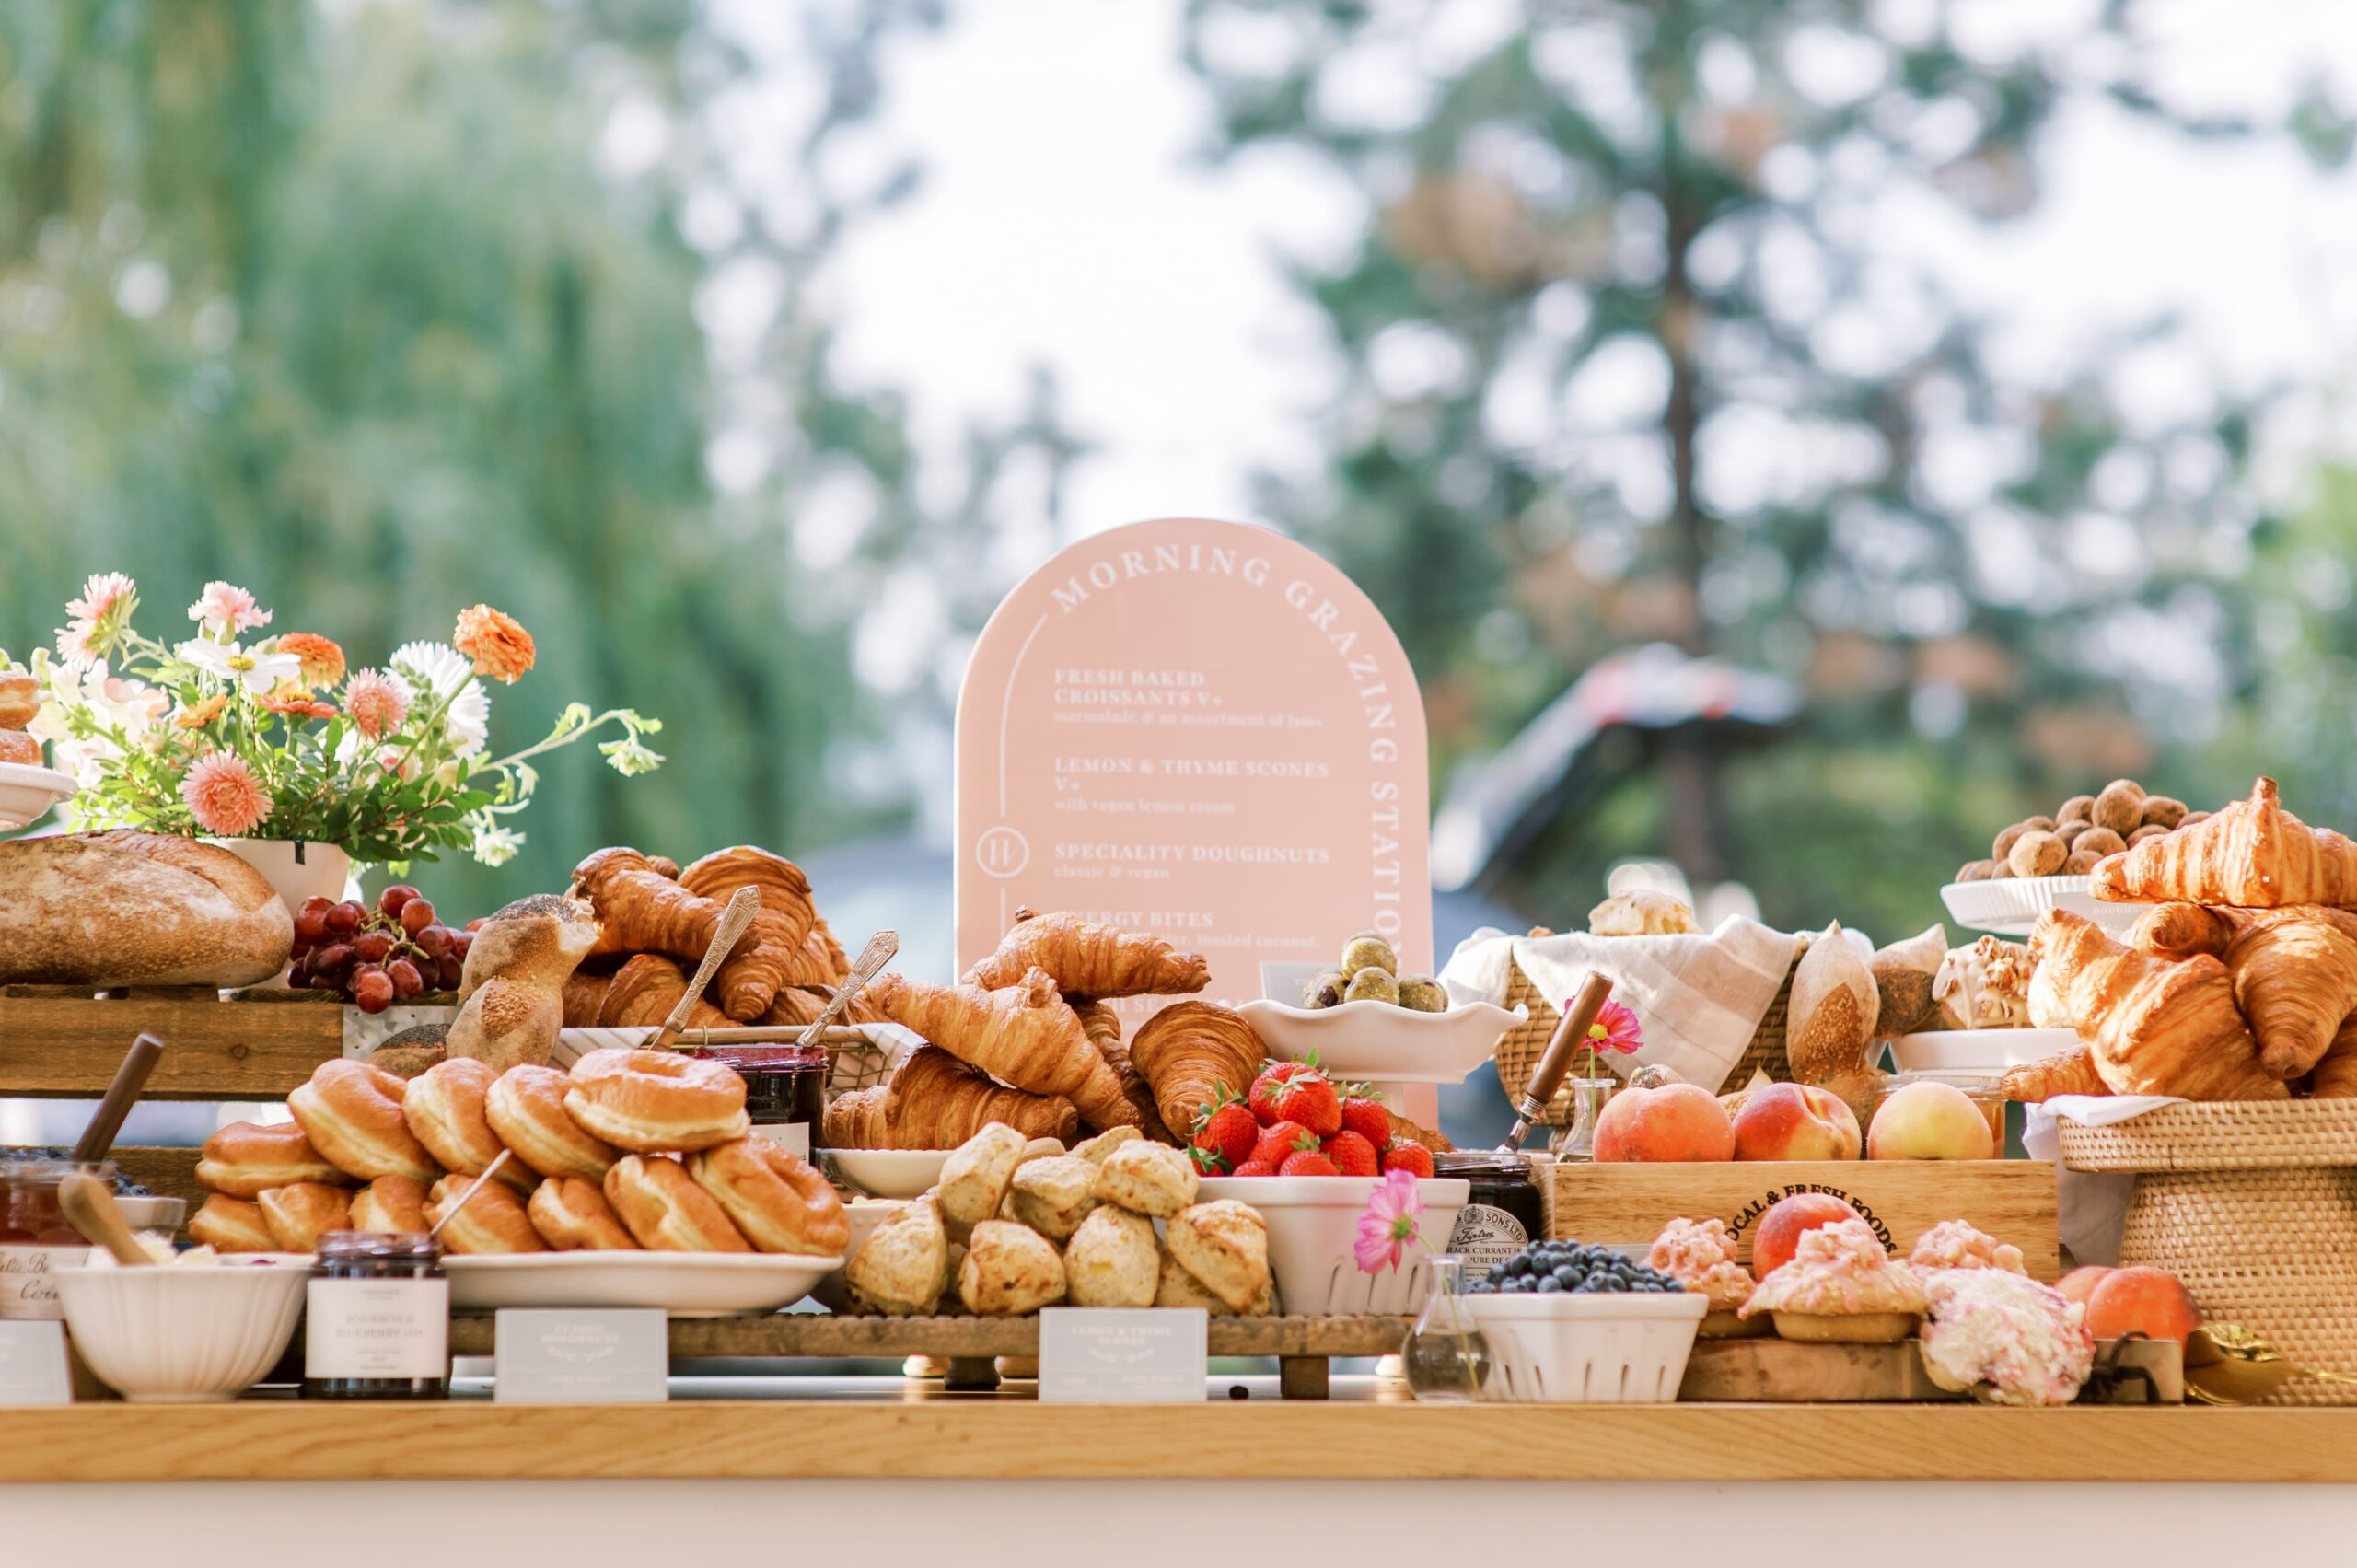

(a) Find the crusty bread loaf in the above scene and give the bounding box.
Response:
[0,831,292,986]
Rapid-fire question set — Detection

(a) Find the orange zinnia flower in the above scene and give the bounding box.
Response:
[262,693,339,721]
[453,604,535,684]
[273,633,346,691]
[174,693,228,730]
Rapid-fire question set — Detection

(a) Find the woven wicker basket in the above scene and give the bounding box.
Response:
[1496,953,1795,1124]
[2058,1100,2357,1406]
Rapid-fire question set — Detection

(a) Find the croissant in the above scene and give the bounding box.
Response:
[561,970,612,1028]
[963,909,1210,998]
[865,969,1130,1128]
[1998,1043,2112,1103]
[1072,1001,1167,1139]
[778,917,850,989]
[823,1047,1080,1149]
[2006,910,2284,1100]
[676,846,819,1022]
[595,953,731,1031]
[2133,902,2357,1081]
[572,847,756,965]
[761,984,891,1030]
[2310,1016,2357,1098]
[2094,778,2357,908]
[1127,1000,1264,1135]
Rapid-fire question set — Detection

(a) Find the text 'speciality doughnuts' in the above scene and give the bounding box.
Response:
[484,1063,619,1181]
[195,1120,344,1198]
[686,1136,851,1256]
[565,1048,749,1154]
[424,1173,547,1255]
[527,1176,642,1250]
[603,1155,750,1251]
[288,1059,441,1182]
[403,1057,534,1190]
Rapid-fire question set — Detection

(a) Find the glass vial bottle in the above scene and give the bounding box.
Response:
[1399,1255,1492,1403]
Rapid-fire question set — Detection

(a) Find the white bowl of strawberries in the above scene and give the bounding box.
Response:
[1190,1062,1465,1316]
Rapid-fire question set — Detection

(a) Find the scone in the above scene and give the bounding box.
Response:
[1071,1125,1144,1164]
[1009,1155,1099,1241]
[1092,1140,1197,1217]
[1166,1200,1271,1314]
[1063,1205,1159,1308]
[1155,1249,1272,1316]
[847,1193,950,1316]
[936,1122,1028,1238]
[1588,889,1698,936]
[958,1219,1066,1317]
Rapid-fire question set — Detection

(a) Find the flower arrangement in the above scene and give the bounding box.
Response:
[6,574,662,866]
[1580,996,1644,1079]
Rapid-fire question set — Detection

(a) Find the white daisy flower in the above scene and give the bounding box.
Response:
[180,640,301,697]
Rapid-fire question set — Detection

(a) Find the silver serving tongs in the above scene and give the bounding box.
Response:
[1501,972,1615,1151]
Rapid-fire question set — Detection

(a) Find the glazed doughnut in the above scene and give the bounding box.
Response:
[687,1137,851,1256]
[424,1173,546,1255]
[258,1182,353,1251]
[527,1176,641,1250]
[0,730,39,765]
[565,1049,749,1154]
[485,1063,619,1180]
[0,672,38,729]
[288,1059,440,1181]
[195,1119,344,1198]
[189,1193,276,1252]
[347,1175,431,1234]
[403,1057,534,1190]
[602,1155,750,1252]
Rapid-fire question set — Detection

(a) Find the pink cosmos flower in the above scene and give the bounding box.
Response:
[179,751,273,837]
[56,571,137,665]
[187,581,272,638]
[1354,1167,1427,1274]
[343,668,408,741]
[1586,998,1643,1055]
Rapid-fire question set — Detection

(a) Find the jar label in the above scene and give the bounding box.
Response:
[306,1278,449,1378]
[1447,1204,1527,1276]
[0,1246,89,1321]
[752,1122,811,1160]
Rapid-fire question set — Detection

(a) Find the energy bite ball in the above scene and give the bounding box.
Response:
[1339,933,1397,979]
[1343,968,1399,1005]
[1395,975,1446,1013]
[2007,830,2067,878]
[1300,969,1347,1009]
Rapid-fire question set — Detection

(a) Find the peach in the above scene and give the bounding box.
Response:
[1750,1192,1860,1277]
[2056,1266,2112,1310]
[1866,1080,1995,1161]
[1593,1082,1736,1164]
[2084,1265,2201,1345]
[1732,1083,1862,1162]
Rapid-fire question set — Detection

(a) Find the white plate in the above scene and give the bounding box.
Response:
[1940,876,2148,937]
[444,1251,842,1318]
[820,1147,950,1199]
[1236,997,1524,1086]
[1197,1175,1469,1315]
[0,762,75,832]
[1888,1028,2078,1072]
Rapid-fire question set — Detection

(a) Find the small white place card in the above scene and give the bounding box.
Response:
[0,1321,72,1406]
[493,1309,668,1403]
[1039,1308,1207,1403]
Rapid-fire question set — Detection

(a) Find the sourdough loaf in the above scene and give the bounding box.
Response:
[0,831,292,986]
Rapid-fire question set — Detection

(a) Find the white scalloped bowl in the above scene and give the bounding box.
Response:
[56,1255,314,1402]
[821,1148,950,1200]
[1940,876,2148,938]
[1887,1028,2079,1072]
[1237,997,1525,1086]
[1198,1175,1468,1315]
[0,762,75,832]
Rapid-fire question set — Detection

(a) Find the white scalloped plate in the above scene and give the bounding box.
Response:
[1236,997,1525,1085]
[0,762,75,832]
[1887,1028,2079,1072]
[444,1250,842,1317]
[1940,876,2149,938]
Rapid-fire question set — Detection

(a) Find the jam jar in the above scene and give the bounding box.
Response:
[1433,1151,1545,1279]
[697,1043,828,1159]
[305,1231,449,1400]
[1,1159,116,1321]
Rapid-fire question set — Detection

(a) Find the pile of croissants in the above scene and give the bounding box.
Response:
[2003,778,2357,1102]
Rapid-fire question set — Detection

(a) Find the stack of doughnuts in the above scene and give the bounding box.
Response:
[189,1048,849,1260]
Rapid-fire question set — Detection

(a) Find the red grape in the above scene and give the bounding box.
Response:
[413,924,452,959]
[286,958,311,988]
[386,958,424,1000]
[449,930,473,962]
[352,968,394,1014]
[399,898,436,937]
[325,900,365,936]
[465,918,485,933]
[377,884,421,917]
[311,942,354,975]
[299,895,335,917]
[436,952,464,991]
[353,930,395,963]
[294,909,330,945]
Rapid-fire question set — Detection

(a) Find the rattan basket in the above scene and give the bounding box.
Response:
[2058,1100,2357,1406]
[1497,953,1795,1124]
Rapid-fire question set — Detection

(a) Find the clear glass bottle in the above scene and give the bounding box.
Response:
[1547,1077,1621,1161]
[1399,1255,1492,1403]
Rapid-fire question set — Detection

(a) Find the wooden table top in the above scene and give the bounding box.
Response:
[8,1399,2355,1485]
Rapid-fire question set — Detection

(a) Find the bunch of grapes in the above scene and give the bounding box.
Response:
[289,885,474,1014]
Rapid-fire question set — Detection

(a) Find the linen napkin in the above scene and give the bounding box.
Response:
[2022,1093,2184,1267]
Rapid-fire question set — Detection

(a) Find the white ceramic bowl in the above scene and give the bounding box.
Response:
[115,1196,188,1236]
[1887,1028,2077,1072]
[1237,997,1525,1086]
[822,1148,950,1199]
[445,1251,842,1318]
[1940,876,2147,938]
[56,1255,314,1402]
[1466,1290,1707,1402]
[1197,1175,1468,1315]
[0,762,75,832]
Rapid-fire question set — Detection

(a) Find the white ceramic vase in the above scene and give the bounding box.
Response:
[203,838,356,913]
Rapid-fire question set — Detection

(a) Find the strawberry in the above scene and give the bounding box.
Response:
[1190,1096,1260,1175]
[1278,1148,1340,1178]
[1250,1119,1317,1168]
[1339,1096,1391,1146]
[1322,1129,1380,1177]
[1229,1158,1279,1178]
[1380,1140,1434,1179]
[1255,1065,1341,1138]
[1247,1059,1314,1122]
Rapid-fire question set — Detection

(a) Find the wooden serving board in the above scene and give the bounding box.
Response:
[1547,1159,2060,1279]
[1678,1336,2181,1404]
[0,986,345,1099]
[441,1311,1407,1360]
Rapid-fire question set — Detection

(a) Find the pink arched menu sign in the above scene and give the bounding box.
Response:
[956,517,1431,1015]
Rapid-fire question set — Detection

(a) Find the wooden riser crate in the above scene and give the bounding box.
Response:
[1678,1336,2180,1404]
[0,986,370,1099]
[1546,1159,2059,1280]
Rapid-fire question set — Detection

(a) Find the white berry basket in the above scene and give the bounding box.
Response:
[1465,1290,1707,1403]
[1197,1175,1468,1315]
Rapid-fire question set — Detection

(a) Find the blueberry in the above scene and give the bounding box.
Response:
[1468,1280,1495,1294]
[1599,1274,1628,1292]
[1537,1275,1564,1294]
[1504,1255,1531,1279]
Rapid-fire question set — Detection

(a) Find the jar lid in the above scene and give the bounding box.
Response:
[1432,1150,1533,1179]
[696,1043,828,1069]
[316,1230,443,1263]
